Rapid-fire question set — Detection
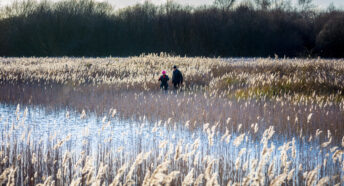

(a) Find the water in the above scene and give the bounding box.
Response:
[0,101,327,162]
[0,89,343,185]
[0,102,256,160]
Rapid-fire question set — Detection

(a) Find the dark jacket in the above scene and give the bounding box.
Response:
[172,69,183,84]
[159,75,169,87]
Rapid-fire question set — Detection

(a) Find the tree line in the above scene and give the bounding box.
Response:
[0,0,343,58]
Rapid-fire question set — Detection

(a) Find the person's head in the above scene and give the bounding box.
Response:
[173,65,177,70]
[162,70,166,75]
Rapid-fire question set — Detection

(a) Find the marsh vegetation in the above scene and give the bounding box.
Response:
[0,55,344,185]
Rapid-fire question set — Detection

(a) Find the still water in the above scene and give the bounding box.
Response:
[0,101,327,167]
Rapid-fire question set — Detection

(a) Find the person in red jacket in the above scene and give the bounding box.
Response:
[159,71,169,90]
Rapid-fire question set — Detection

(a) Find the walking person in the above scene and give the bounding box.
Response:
[172,65,183,90]
[158,71,169,91]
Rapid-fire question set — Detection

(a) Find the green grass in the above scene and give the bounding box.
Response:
[223,79,344,102]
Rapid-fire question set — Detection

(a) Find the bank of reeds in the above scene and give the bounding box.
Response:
[0,56,344,185]
[0,105,343,185]
[1,55,344,101]
[0,85,343,143]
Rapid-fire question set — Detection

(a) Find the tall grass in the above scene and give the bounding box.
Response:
[0,105,343,185]
[0,55,343,185]
[1,54,344,101]
[0,85,343,142]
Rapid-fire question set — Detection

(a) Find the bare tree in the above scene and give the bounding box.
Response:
[254,0,271,10]
[298,0,314,11]
[214,0,236,10]
[327,3,336,12]
[271,0,292,10]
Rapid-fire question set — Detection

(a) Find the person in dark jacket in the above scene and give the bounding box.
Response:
[172,65,183,89]
[159,71,169,90]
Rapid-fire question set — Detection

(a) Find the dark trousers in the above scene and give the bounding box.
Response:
[160,84,168,90]
[173,83,181,90]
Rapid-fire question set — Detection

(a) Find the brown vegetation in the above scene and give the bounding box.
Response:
[0,56,343,185]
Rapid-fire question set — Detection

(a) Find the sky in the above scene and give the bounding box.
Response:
[1,0,343,9]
